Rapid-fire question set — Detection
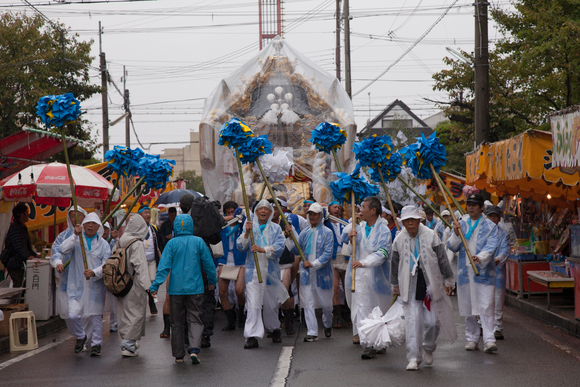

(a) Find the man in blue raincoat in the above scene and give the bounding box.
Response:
[150,214,217,365]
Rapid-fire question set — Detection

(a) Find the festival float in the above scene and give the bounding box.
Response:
[199,36,356,210]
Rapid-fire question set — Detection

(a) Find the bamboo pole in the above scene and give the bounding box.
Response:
[103,177,119,220]
[255,159,306,263]
[110,184,146,237]
[350,191,357,293]
[235,145,262,283]
[433,170,466,216]
[429,164,479,276]
[376,167,400,231]
[61,129,89,279]
[396,175,451,229]
[331,148,343,173]
[101,175,146,224]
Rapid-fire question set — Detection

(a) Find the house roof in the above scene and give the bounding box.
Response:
[358,99,432,138]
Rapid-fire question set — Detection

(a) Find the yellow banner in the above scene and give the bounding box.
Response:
[466,130,580,204]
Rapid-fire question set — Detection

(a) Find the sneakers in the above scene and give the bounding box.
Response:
[423,350,433,365]
[175,358,184,363]
[271,329,282,344]
[494,331,504,340]
[361,347,377,359]
[201,335,211,348]
[244,337,259,349]
[90,345,101,357]
[121,349,138,357]
[483,341,498,353]
[376,348,386,355]
[303,335,318,342]
[465,341,479,351]
[324,327,332,338]
[74,336,87,353]
[190,353,200,365]
[406,360,420,371]
[352,334,360,345]
[109,325,118,333]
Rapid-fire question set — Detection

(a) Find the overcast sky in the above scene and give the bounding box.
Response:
[3,0,513,158]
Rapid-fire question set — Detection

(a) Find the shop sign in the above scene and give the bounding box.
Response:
[551,109,580,169]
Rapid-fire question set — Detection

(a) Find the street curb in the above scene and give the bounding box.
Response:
[0,317,67,354]
[505,294,580,338]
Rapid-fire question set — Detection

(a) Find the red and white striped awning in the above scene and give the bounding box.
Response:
[1,162,119,207]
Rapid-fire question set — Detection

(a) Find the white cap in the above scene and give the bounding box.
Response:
[400,205,422,221]
[418,209,426,220]
[103,222,111,229]
[441,210,450,217]
[307,203,323,214]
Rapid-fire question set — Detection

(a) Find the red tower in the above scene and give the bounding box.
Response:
[259,0,283,50]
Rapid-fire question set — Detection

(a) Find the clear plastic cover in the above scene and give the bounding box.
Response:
[200,37,356,207]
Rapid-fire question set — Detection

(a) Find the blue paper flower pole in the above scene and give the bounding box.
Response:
[36,93,90,273]
[402,133,478,276]
[353,135,401,231]
[102,146,144,219]
[310,122,348,172]
[329,165,379,292]
[219,119,271,282]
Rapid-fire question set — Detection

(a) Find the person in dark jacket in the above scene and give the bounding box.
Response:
[2,203,37,291]
[159,207,177,252]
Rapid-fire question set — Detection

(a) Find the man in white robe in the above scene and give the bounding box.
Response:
[286,203,334,342]
[55,212,111,356]
[448,193,499,353]
[392,206,456,371]
[115,215,152,357]
[341,196,392,360]
[237,200,288,349]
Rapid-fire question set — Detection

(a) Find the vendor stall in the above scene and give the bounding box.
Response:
[551,106,580,320]
[467,130,579,303]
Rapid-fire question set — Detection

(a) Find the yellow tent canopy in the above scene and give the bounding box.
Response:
[466,130,580,206]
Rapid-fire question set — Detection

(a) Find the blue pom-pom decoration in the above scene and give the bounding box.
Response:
[310,122,348,154]
[352,134,393,168]
[36,93,82,128]
[104,146,145,177]
[236,135,273,165]
[218,118,254,149]
[329,164,379,205]
[138,154,176,189]
[400,133,447,179]
[368,151,403,183]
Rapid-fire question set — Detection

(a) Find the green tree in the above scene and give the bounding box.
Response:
[177,170,205,195]
[434,120,471,175]
[431,1,580,144]
[0,12,101,164]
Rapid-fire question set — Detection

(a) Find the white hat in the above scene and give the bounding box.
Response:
[103,222,111,229]
[484,200,493,208]
[441,210,450,217]
[418,209,426,220]
[307,203,323,214]
[400,205,422,221]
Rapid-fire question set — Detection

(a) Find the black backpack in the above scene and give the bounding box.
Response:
[190,196,225,242]
[103,239,139,298]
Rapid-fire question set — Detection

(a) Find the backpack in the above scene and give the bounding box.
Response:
[103,239,140,298]
[189,196,226,239]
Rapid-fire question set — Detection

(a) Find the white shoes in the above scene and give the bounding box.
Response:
[483,341,498,353]
[465,341,479,351]
[423,350,433,365]
[121,349,138,357]
[406,360,420,371]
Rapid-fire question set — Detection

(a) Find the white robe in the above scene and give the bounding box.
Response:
[115,215,152,341]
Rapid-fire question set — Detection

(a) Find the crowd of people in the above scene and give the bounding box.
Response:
[2,190,513,370]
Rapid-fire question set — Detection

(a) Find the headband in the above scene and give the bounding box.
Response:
[138,206,151,214]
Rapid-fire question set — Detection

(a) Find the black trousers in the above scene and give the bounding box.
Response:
[201,270,215,337]
[7,267,25,302]
[169,294,204,359]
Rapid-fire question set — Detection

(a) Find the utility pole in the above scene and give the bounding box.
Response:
[343,0,352,98]
[123,66,131,148]
[99,22,109,155]
[335,0,341,81]
[474,1,490,145]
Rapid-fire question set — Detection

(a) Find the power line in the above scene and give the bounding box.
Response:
[353,0,459,97]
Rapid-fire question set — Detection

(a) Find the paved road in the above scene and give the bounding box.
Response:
[1,287,579,387]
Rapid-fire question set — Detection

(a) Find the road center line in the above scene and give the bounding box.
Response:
[269,346,295,387]
[0,334,72,371]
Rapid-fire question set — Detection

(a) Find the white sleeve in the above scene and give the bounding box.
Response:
[60,234,79,255]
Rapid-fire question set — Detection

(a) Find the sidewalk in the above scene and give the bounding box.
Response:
[505,292,580,337]
[0,317,66,354]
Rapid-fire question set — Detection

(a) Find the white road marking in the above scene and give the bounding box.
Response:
[0,334,72,371]
[270,346,294,387]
